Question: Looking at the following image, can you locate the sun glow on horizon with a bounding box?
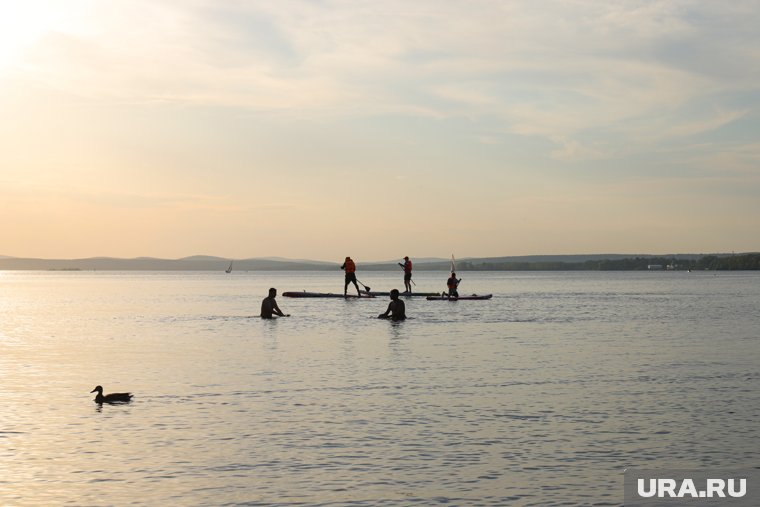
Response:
[0,1,83,71]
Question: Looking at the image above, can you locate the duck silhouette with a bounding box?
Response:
[90,385,133,404]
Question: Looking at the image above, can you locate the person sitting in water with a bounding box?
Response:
[446,272,462,299]
[341,256,362,296]
[378,289,406,321]
[398,256,413,294]
[261,288,290,319]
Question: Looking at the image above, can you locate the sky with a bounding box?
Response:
[1,0,759,261]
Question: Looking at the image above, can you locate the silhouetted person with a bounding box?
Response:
[341,256,362,296]
[261,288,289,318]
[378,289,406,321]
[446,272,462,298]
[398,256,413,294]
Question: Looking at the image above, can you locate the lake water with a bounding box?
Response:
[1,270,758,506]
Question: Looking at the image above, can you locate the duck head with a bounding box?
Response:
[90,385,104,394]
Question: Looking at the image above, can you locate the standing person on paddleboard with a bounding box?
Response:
[446,272,462,299]
[398,256,413,294]
[378,289,406,321]
[341,256,362,297]
[261,288,290,319]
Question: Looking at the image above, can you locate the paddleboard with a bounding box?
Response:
[282,291,375,299]
[425,294,493,300]
[368,291,439,297]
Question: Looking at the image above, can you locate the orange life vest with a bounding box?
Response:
[344,259,356,273]
[447,277,458,289]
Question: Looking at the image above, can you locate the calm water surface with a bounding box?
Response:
[1,270,759,506]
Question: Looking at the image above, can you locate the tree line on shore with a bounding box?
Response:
[1,253,758,271]
[455,253,760,271]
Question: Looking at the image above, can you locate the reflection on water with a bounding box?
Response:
[1,271,759,505]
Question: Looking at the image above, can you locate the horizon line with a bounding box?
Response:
[2,252,754,263]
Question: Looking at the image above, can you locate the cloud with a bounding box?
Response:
[7,0,760,162]
[663,109,749,139]
[2,181,296,214]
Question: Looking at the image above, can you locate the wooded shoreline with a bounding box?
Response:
[1,253,758,271]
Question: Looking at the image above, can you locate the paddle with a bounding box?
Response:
[356,278,371,294]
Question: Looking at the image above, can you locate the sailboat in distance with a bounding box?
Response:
[225,260,233,273]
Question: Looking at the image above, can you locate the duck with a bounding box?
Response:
[90,385,133,404]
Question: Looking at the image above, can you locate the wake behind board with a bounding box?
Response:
[283,291,375,299]
[425,294,492,301]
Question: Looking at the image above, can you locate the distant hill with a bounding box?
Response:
[0,253,751,271]
[0,256,339,271]
[178,255,228,262]
[464,253,705,263]
[359,253,709,270]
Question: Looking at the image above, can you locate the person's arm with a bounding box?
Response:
[378,302,392,318]
[272,301,290,317]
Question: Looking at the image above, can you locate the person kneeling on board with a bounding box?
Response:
[261,288,290,319]
[378,289,406,321]
[445,272,462,299]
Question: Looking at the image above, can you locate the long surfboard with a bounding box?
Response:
[282,291,375,299]
[368,291,440,297]
[425,294,492,301]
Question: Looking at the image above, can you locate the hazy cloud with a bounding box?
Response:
[13,2,759,137]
